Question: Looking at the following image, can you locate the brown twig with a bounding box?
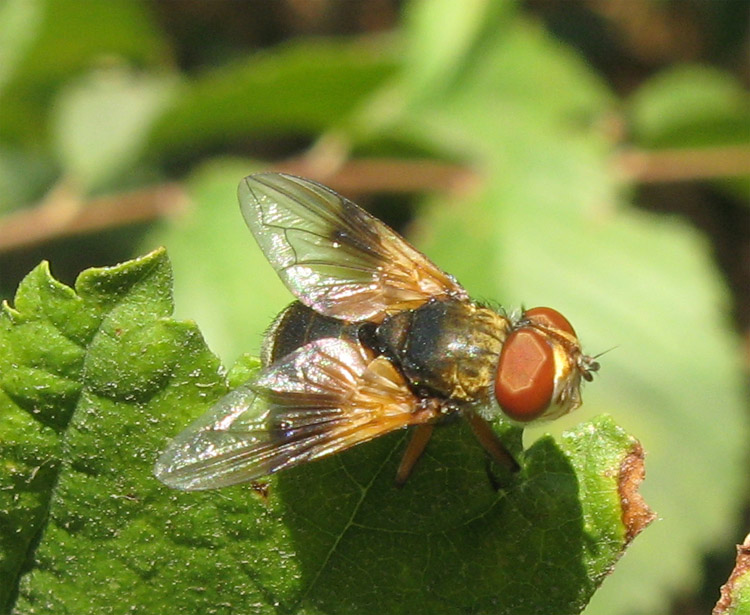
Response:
[0,182,188,254]
[0,145,747,254]
[271,157,481,196]
[617,145,750,183]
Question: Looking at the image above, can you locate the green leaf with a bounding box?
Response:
[356,14,612,163]
[401,0,515,96]
[264,414,648,615]
[1,251,650,614]
[0,0,43,95]
[626,64,750,200]
[628,65,749,149]
[51,67,177,191]
[147,39,397,158]
[0,145,55,212]
[0,0,167,147]
[0,249,226,613]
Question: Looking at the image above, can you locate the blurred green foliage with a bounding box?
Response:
[0,1,748,614]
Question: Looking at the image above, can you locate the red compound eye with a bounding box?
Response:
[524,307,576,336]
[494,328,555,422]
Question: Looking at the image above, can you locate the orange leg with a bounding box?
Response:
[465,412,520,473]
[395,424,435,486]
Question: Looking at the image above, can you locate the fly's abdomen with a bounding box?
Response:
[262,301,361,365]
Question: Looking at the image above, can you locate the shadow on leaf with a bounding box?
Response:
[276,421,591,615]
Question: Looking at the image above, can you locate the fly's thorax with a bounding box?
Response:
[376,298,511,402]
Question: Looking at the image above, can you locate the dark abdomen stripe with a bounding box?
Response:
[263,302,358,365]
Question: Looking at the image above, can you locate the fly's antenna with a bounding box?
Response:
[592,345,618,360]
[580,346,616,382]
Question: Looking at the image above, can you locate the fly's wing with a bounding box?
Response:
[153,385,270,491]
[238,173,468,323]
[154,338,440,491]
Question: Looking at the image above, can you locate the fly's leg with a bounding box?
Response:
[395,424,435,486]
[465,411,520,489]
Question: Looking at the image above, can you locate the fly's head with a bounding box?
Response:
[492,307,599,423]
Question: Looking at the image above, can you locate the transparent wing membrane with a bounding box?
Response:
[154,338,439,491]
[238,173,467,322]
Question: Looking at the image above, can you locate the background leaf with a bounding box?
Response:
[0,0,166,148]
[626,64,750,200]
[52,68,177,192]
[147,40,397,159]
[628,65,749,149]
[0,0,43,95]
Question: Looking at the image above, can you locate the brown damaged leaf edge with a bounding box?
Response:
[618,441,656,544]
[713,533,750,615]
